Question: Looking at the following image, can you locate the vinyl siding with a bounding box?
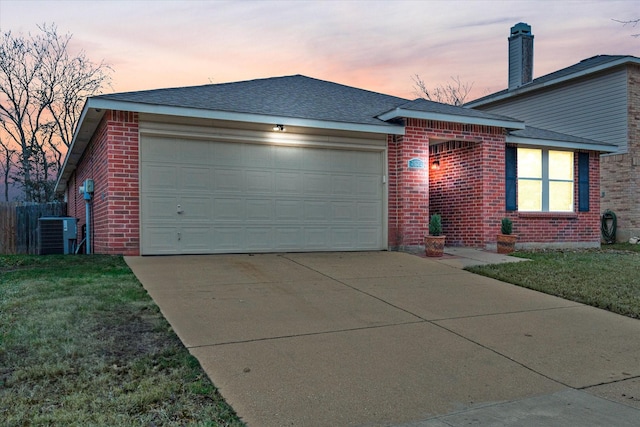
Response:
[476,68,628,153]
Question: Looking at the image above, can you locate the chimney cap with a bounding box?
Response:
[510,22,532,37]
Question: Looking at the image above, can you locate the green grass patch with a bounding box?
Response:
[0,255,244,426]
[467,244,640,319]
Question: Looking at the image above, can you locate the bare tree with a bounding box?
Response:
[0,137,16,201]
[412,75,474,106]
[612,18,640,37]
[0,23,111,202]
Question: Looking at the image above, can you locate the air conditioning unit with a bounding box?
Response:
[39,217,78,255]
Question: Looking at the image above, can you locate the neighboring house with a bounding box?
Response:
[55,75,614,255]
[467,22,640,242]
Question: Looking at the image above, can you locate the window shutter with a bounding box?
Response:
[505,146,517,211]
[578,152,590,212]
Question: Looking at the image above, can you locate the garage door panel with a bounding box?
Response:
[181,166,211,191]
[180,196,212,221]
[304,201,329,221]
[144,164,178,191]
[143,136,177,161]
[246,227,274,250]
[275,172,302,194]
[246,170,273,193]
[357,151,383,173]
[144,195,178,222]
[243,144,273,168]
[246,199,273,220]
[305,227,329,248]
[331,228,356,248]
[303,150,332,171]
[331,151,355,173]
[275,146,302,169]
[181,139,211,165]
[332,175,355,195]
[304,173,331,195]
[275,200,303,221]
[213,227,245,251]
[358,176,382,197]
[145,226,179,254]
[358,202,382,222]
[181,226,213,252]
[357,227,382,247]
[141,137,385,254]
[214,169,244,192]
[274,227,303,249]
[332,202,356,221]
[212,143,243,166]
[213,198,244,220]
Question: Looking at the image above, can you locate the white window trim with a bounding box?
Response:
[518,148,574,212]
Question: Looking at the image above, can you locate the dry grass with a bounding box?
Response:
[0,255,244,426]
[467,244,640,319]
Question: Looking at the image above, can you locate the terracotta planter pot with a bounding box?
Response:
[425,235,446,257]
[497,234,517,254]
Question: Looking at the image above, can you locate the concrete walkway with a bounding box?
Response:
[125,250,640,426]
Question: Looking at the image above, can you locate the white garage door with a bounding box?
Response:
[140,135,385,254]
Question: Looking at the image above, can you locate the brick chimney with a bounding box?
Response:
[508,22,534,90]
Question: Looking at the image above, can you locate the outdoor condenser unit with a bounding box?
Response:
[39,217,78,255]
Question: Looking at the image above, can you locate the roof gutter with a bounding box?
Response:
[89,98,405,135]
[54,99,106,194]
[377,107,525,130]
[54,97,405,194]
[506,135,618,152]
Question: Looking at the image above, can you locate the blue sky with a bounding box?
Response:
[1,0,639,100]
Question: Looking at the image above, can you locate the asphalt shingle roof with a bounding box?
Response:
[395,98,522,123]
[510,126,616,147]
[468,55,638,105]
[98,75,409,127]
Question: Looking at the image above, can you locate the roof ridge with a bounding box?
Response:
[467,54,640,105]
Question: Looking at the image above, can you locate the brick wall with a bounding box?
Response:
[600,64,640,241]
[629,64,640,239]
[388,118,603,250]
[66,110,140,255]
[428,123,506,247]
[387,120,429,248]
[388,119,506,248]
[506,150,601,248]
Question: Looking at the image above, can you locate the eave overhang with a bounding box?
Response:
[54,98,405,193]
[377,107,525,130]
[506,135,618,153]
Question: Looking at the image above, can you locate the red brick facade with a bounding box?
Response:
[66,111,140,255]
[388,118,602,249]
[66,111,602,254]
[503,150,601,248]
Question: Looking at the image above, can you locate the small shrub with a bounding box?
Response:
[501,217,513,235]
[429,214,442,236]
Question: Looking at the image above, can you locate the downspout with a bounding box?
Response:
[80,179,94,254]
[84,190,92,254]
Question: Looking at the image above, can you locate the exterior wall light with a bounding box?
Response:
[273,124,286,132]
[431,160,440,170]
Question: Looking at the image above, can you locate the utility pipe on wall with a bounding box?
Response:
[84,192,91,254]
[80,179,94,254]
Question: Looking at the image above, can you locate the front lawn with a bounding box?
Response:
[0,255,244,426]
[466,243,640,319]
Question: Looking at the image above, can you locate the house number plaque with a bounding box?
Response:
[408,158,425,169]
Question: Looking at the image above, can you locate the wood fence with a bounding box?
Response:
[0,202,67,254]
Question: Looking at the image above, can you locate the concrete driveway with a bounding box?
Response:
[126,251,640,426]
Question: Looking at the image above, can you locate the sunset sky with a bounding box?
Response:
[1,0,639,101]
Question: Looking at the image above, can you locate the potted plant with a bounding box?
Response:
[425,214,446,257]
[497,217,517,254]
